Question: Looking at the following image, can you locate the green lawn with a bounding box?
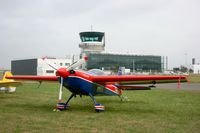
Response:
[188,74,200,83]
[0,82,200,133]
[0,71,3,80]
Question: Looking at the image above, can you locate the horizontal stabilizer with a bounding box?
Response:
[117,85,151,90]
[0,71,22,87]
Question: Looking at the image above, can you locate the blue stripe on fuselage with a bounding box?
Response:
[59,76,119,96]
[62,76,95,95]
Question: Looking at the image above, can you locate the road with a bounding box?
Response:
[156,83,200,90]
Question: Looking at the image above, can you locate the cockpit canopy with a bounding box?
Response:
[87,69,105,76]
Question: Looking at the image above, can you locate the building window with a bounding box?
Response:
[65,63,70,66]
[46,70,54,73]
[60,63,63,66]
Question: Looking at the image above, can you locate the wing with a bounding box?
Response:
[0,81,22,87]
[90,75,187,84]
[5,75,58,81]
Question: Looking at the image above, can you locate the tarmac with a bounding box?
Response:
[156,83,200,91]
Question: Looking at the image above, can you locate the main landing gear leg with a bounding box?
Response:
[65,93,76,105]
[88,93,105,112]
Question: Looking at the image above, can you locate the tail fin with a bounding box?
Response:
[0,71,17,93]
[2,71,13,81]
[117,67,122,75]
[117,67,125,75]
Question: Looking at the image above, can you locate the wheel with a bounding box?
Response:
[95,103,105,112]
[56,102,69,111]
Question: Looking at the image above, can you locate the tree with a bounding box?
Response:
[180,65,188,73]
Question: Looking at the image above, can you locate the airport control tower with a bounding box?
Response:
[79,31,105,55]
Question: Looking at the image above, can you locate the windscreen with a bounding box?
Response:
[86,69,105,76]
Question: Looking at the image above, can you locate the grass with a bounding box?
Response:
[0,82,200,133]
[0,71,3,80]
[188,74,200,83]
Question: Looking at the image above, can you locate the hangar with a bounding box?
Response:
[11,57,72,75]
[193,64,200,74]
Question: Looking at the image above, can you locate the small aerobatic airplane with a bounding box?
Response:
[5,56,187,112]
[0,71,22,92]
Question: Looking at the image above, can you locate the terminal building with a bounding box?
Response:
[79,31,163,73]
[85,52,162,72]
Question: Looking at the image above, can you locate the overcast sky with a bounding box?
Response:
[0,0,200,69]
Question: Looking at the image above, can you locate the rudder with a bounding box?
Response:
[2,71,13,81]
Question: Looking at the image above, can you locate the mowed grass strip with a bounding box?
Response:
[0,82,200,133]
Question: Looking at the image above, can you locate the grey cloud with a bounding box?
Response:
[0,0,200,69]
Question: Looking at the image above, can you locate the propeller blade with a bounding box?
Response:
[67,56,88,71]
[58,77,63,101]
[42,57,59,70]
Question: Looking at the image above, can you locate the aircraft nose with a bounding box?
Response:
[56,68,69,78]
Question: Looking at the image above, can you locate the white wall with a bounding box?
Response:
[193,64,200,74]
[37,58,72,76]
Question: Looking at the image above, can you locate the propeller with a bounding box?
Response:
[42,56,88,103]
[56,56,88,77]
[42,55,88,76]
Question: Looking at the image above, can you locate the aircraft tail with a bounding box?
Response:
[117,67,125,75]
[0,71,17,93]
[2,71,14,81]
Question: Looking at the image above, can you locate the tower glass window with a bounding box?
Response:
[80,32,104,42]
